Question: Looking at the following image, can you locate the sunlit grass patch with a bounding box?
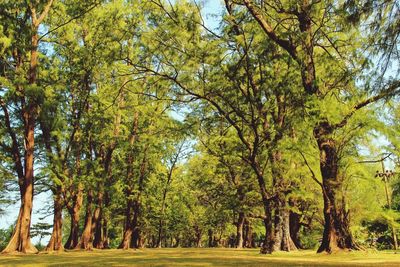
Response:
[0,248,399,266]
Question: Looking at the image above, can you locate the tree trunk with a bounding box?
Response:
[92,192,104,249]
[236,212,245,248]
[243,220,255,248]
[2,115,37,254]
[119,112,139,250]
[45,189,64,252]
[2,198,37,254]
[314,123,360,253]
[260,198,274,254]
[119,198,134,249]
[208,229,214,247]
[102,217,109,249]
[76,191,93,250]
[289,211,303,249]
[250,160,274,254]
[272,198,298,252]
[130,201,141,249]
[281,208,297,251]
[194,226,202,248]
[65,188,83,249]
[131,225,140,249]
[156,220,163,248]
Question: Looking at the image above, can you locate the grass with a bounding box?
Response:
[0,248,400,266]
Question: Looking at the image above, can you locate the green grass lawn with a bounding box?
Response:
[0,248,400,267]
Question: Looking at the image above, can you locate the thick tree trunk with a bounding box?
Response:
[314,123,360,253]
[65,188,83,249]
[45,190,64,252]
[2,198,37,253]
[272,199,298,252]
[2,116,37,254]
[236,212,245,248]
[76,191,93,250]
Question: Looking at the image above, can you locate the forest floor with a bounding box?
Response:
[0,248,399,266]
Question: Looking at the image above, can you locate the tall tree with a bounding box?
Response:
[0,0,54,254]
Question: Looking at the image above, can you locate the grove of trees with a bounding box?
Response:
[0,0,399,255]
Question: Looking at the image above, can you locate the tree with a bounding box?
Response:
[0,0,54,254]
